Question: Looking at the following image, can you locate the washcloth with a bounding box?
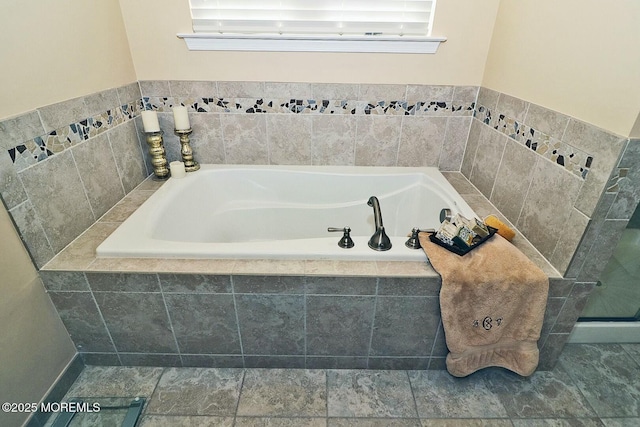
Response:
[419,232,549,377]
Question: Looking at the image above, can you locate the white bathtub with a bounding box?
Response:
[96,165,477,261]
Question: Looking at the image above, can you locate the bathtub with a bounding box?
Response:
[96,165,478,261]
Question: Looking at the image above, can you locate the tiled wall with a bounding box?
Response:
[40,270,573,370]
[463,87,636,279]
[140,81,477,170]
[0,83,148,268]
[1,82,477,267]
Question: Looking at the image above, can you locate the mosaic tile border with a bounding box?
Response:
[143,96,475,117]
[475,104,592,180]
[7,100,142,171]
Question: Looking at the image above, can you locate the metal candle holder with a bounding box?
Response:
[174,128,200,172]
[145,130,169,179]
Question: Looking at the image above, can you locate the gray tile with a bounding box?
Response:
[397,116,447,167]
[38,97,89,133]
[234,275,304,294]
[577,220,628,282]
[217,81,265,98]
[306,276,377,295]
[0,149,27,209]
[551,283,595,333]
[541,297,566,338]
[330,419,420,427]
[409,370,508,418]
[237,369,326,416]
[84,89,120,117]
[370,297,439,357]
[560,344,640,417]
[538,333,570,371]
[146,368,244,415]
[549,208,590,275]
[621,344,640,365]
[477,87,500,112]
[306,356,368,369]
[355,116,402,166]
[601,418,640,427]
[311,116,356,166]
[264,82,312,99]
[139,80,170,97]
[312,83,359,100]
[461,119,483,178]
[9,200,55,267]
[95,292,178,353]
[221,114,268,164]
[243,356,306,369]
[66,366,163,398]
[267,115,312,165]
[140,415,234,427]
[453,86,479,104]
[40,271,89,291]
[524,104,570,140]
[439,117,472,171]
[107,121,148,193]
[516,157,583,259]
[237,417,326,427]
[512,419,604,427]
[421,421,512,427]
[406,85,454,104]
[441,172,480,196]
[360,84,407,101]
[496,93,529,122]
[19,150,95,253]
[86,273,159,292]
[0,110,45,150]
[159,274,232,293]
[47,291,115,352]
[117,82,142,105]
[468,125,508,198]
[367,357,430,370]
[327,370,417,417]
[170,80,217,97]
[483,366,595,418]
[80,353,121,366]
[188,113,225,164]
[236,295,305,355]
[489,138,538,224]
[306,296,376,356]
[164,293,241,354]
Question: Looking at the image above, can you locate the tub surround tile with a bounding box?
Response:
[374,261,435,277]
[311,115,356,165]
[217,81,265,98]
[139,80,171,97]
[47,291,115,353]
[235,295,305,355]
[304,260,378,276]
[170,80,217,97]
[40,270,90,291]
[107,120,149,193]
[306,296,376,356]
[71,133,125,219]
[0,150,28,209]
[19,149,96,253]
[188,113,225,165]
[460,118,483,178]
[397,116,447,167]
[159,273,232,293]
[576,219,629,282]
[99,189,155,222]
[370,296,439,357]
[496,93,529,123]
[234,275,305,294]
[549,208,591,275]
[38,97,89,134]
[312,83,359,100]
[266,114,312,165]
[233,260,306,276]
[377,277,440,296]
[523,103,570,140]
[265,82,313,99]
[237,369,326,417]
[165,293,241,355]
[86,272,160,292]
[221,114,268,164]
[95,292,178,354]
[181,355,244,368]
[146,368,244,416]
[44,222,119,270]
[140,415,234,427]
[118,353,182,367]
[306,276,377,295]
[8,199,55,267]
[327,370,417,418]
[0,110,45,150]
[468,125,508,198]
[360,84,407,102]
[439,117,472,171]
[355,116,402,166]
[552,283,596,334]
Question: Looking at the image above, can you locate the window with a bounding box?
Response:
[178,0,445,53]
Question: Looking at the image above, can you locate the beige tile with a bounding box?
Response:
[169,80,217,97]
[304,260,377,276]
[188,113,225,164]
[397,116,447,167]
[218,81,265,98]
[375,261,437,277]
[135,176,166,191]
[549,208,590,275]
[311,116,356,165]
[524,103,570,140]
[99,190,155,222]
[438,117,472,171]
[496,93,529,122]
[355,116,402,166]
[267,115,312,165]
[441,172,480,196]
[221,114,268,164]
[44,222,119,270]
[311,83,359,100]
[468,125,508,198]
[359,84,407,101]
[233,259,306,275]
[406,85,454,103]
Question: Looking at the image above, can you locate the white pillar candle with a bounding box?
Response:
[173,106,191,130]
[141,110,160,132]
[170,161,186,178]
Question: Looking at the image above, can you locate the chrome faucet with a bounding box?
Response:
[367,196,392,251]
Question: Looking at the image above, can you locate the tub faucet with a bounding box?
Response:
[367,196,392,251]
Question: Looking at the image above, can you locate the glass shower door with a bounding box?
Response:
[580,204,640,320]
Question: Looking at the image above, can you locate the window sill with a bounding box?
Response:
[177,33,446,54]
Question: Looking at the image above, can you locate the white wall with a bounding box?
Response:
[482,0,640,137]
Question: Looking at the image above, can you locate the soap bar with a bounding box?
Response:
[435,221,458,246]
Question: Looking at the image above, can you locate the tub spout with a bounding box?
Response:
[367,196,392,251]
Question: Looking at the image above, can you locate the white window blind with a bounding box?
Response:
[189,0,436,37]
[179,0,445,53]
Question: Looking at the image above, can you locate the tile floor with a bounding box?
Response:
[48,344,640,426]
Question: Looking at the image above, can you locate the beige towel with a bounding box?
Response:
[419,232,549,377]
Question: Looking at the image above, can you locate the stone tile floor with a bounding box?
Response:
[49,344,640,426]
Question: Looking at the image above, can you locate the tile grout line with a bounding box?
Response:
[157,274,184,367]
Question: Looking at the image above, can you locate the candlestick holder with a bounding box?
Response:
[174,128,200,172]
[145,130,169,179]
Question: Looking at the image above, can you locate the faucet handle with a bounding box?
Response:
[405,227,436,249]
[328,226,355,249]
